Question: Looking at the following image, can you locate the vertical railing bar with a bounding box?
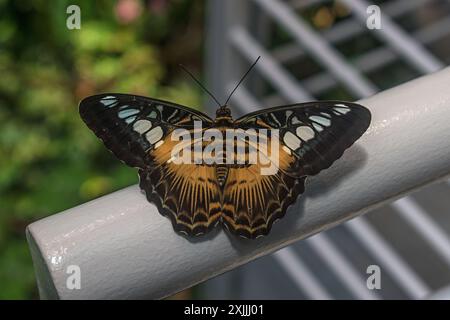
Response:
[204,0,229,106]
[273,247,333,300]
[339,0,444,73]
[392,198,450,267]
[308,234,381,299]
[347,218,431,299]
[252,0,377,98]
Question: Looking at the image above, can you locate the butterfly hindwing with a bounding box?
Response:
[221,133,307,238]
[138,129,223,236]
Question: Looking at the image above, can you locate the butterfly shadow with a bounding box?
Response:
[224,144,368,250]
[303,144,368,198]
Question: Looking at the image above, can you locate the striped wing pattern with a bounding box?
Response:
[138,132,223,236]
[221,136,307,238]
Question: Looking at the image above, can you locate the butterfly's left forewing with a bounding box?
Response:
[79,93,221,236]
[79,93,213,169]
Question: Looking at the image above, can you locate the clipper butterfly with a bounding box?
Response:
[79,93,370,239]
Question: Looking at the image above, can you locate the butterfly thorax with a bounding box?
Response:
[215,105,233,124]
[211,106,232,188]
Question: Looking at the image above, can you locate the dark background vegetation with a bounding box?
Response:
[0,0,206,299]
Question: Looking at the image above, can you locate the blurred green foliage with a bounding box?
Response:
[0,0,205,299]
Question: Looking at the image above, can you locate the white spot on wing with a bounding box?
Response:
[291,116,301,124]
[312,123,323,132]
[133,120,152,134]
[167,109,178,122]
[286,111,293,119]
[269,113,281,127]
[145,126,164,144]
[155,140,164,149]
[296,126,315,141]
[125,116,136,124]
[284,131,301,150]
[100,96,117,107]
[334,107,351,115]
[118,109,139,119]
[310,115,331,127]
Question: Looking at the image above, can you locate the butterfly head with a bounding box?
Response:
[215,105,232,120]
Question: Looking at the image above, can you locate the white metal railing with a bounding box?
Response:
[27,67,450,299]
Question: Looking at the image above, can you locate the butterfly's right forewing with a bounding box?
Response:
[235,101,371,176]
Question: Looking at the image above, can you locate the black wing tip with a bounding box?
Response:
[77,92,213,122]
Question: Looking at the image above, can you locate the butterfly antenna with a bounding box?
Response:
[179,64,222,108]
[224,56,261,106]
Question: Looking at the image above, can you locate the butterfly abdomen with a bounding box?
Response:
[215,165,229,187]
